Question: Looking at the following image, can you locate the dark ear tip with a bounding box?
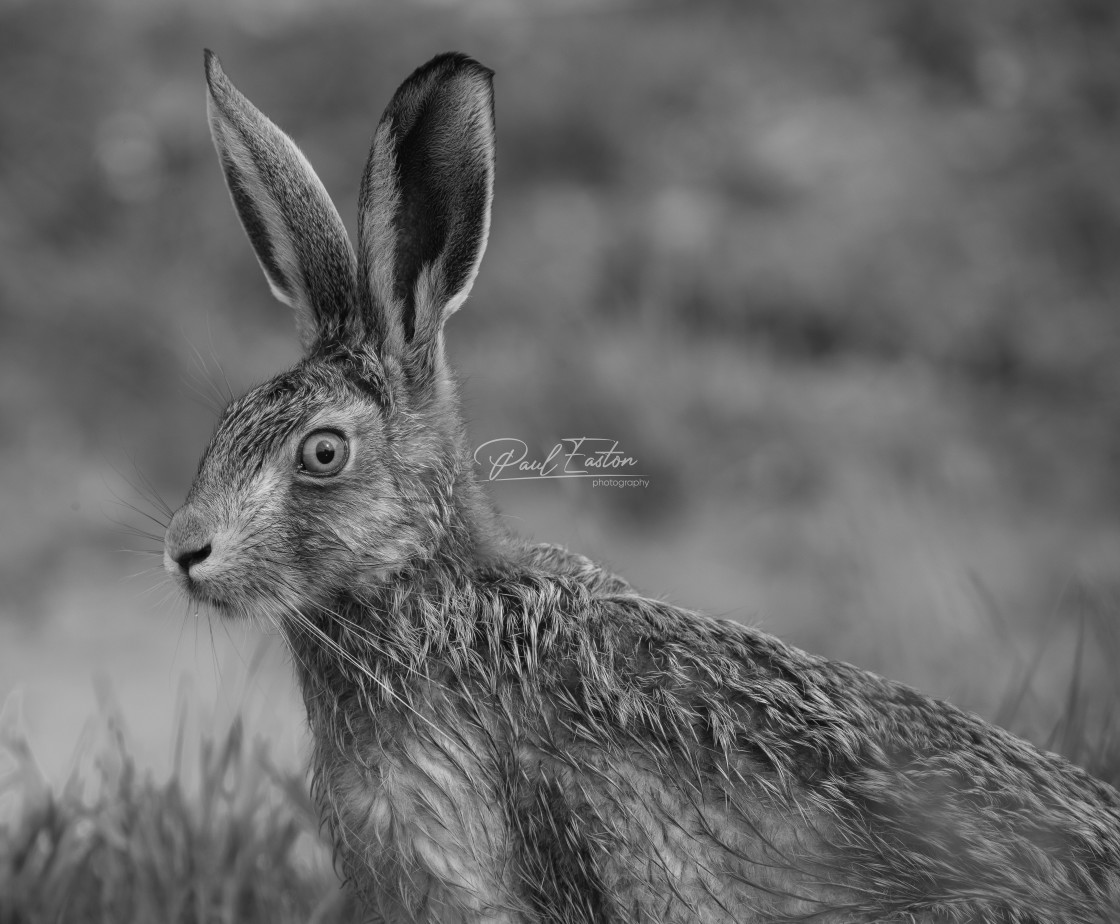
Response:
[421,51,494,87]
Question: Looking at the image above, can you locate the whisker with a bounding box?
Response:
[112,526,166,545]
[188,336,234,411]
[120,565,167,582]
[130,463,176,521]
[204,314,237,404]
[103,456,174,527]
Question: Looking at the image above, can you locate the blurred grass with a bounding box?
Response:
[0,689,355,924]
[3,0,1120,854]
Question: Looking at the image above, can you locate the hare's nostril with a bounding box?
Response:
[173,542,212,573]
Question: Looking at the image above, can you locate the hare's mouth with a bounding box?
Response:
[177,576,281,625]
[170,556,315,626]
[165,550,244,616]
[174,571,233,613]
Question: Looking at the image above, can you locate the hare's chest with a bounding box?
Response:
[313,718,515,922]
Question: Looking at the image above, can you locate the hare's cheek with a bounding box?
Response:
[323,487,423,567]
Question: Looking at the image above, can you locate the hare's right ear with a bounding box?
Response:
[357,53,495,375]
[205,51,361,351]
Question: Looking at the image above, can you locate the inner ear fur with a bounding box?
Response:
[205,50,362,351]
[357,53,495,370]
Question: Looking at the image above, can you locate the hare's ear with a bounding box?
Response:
[204,50,361,351]
[357,53,494,367]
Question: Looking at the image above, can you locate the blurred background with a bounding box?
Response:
[2,0,1120,785]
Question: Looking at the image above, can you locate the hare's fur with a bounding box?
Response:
[165,51,1120,922]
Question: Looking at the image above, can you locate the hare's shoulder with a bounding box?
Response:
[520,582,1120,919]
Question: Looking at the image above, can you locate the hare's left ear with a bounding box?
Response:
[357,53,495,374]
[205,51,361,351]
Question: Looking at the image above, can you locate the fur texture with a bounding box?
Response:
[165,51,1120,923]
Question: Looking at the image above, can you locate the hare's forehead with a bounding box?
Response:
[203,370,368,473]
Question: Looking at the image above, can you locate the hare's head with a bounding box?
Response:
[164,52,497,621]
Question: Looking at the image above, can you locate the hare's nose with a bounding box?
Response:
[173,542,212,572]
[165,509,215,575]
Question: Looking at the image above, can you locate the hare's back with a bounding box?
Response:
[517,568,1120,921]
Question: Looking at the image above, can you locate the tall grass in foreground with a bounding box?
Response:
[1,612,1117,923]
[0,691,354,924]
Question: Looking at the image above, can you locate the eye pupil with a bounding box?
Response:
[299,430,349,476]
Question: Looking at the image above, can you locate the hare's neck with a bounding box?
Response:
[287,467,517,708]
[288,539,616,725]
[439,460,511,570]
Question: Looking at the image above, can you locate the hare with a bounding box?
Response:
[164,50,1120,923]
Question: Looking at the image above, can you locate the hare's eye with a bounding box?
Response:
[298,430,349,476]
